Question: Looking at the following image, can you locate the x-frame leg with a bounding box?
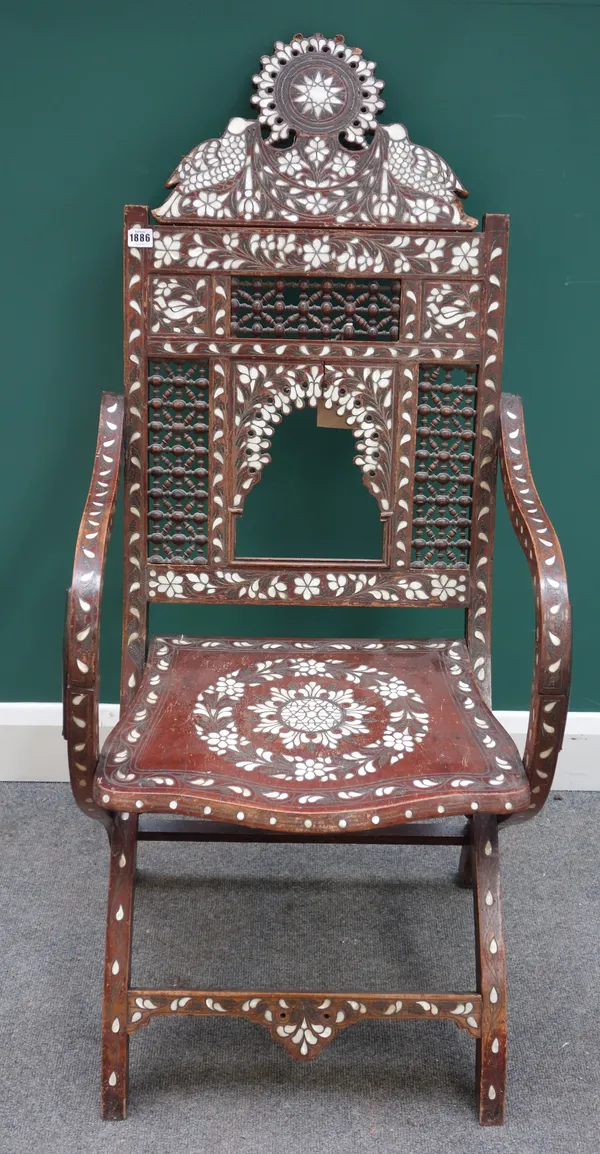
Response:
[98,814,508,1123]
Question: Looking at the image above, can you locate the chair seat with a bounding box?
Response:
[95,636,530,831]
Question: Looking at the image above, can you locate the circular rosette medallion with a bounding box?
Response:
[276,56,362,137]
[193,657,429,784]
[252,34,385,144]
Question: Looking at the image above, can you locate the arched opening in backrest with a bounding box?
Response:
[234,405,384,560]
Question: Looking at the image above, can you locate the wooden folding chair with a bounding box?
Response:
[64,32,571,1123]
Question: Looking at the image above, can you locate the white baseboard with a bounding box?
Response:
[0,703,120,783]
[0,703,598,789]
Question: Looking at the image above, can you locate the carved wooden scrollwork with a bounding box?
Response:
[153,34,476,230]
[126,989,482,1058]
[323,365,395,516]
[231,361,397,520]
[232,362,320,512]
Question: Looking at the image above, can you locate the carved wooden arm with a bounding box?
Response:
[63,393,124,827]
[499,394,572,817]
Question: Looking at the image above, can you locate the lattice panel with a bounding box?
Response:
[230,276,401,341]
[411,366,477,568]
[147,361,210,563]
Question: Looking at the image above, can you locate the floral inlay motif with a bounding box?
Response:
[153,234,181,266]
[231,362,395,518]
[430,575,466,601]
[193,657,429,783]
[98,638,529,825]
[126,989,482,1059]
[253,35,384,145]
[147,566,469,606]
[293,73,344,119]
[451,240,480,272]
[153,570,185,598]
[152,228,482,277]
[465,226,508,700]
[423,282,480,342]
[150,276,207,336]
[250,682,373,749]
[153,35,476,227]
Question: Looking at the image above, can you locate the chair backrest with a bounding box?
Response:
[120,32,509,711]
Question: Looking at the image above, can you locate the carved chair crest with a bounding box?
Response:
[155,33,476,230]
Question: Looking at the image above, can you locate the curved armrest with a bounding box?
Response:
[63,393,124,826]
[499,394,572,816]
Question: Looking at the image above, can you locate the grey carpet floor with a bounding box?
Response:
[0,785,598,1154]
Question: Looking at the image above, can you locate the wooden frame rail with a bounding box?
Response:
[137,817,469,845]
[499,395,571,819]
[126,990,483,1059]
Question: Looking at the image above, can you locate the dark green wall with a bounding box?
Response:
[1,0,598,708]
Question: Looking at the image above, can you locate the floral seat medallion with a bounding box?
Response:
[95,636,529,831]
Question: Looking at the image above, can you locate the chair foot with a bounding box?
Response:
[101,814,138,1120]
[457,841,473,888]
[472,814,507,1125]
